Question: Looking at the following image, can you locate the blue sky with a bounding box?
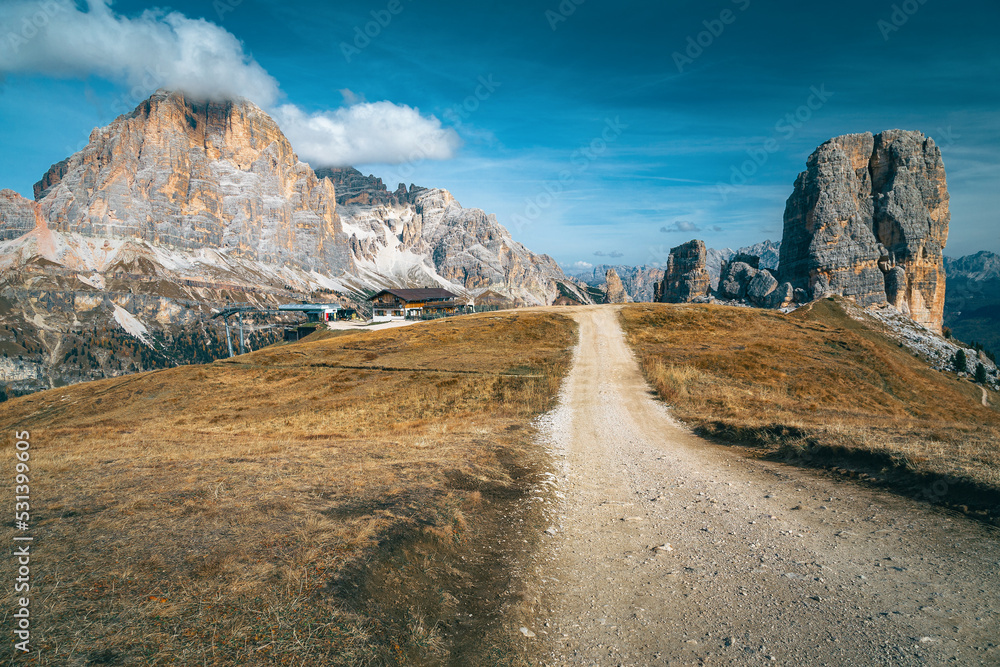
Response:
[1,0,997,268]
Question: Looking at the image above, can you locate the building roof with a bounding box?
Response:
[370,288,458,302]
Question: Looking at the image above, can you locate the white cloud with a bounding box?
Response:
[0,0,460,166]
[0,0,279,104]
[275,102,461,167]
[572,261,593,269]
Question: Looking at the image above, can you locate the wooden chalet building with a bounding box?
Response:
[369,288,463,320]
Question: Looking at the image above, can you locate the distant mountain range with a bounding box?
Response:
[705,240,781,289]
[578,240,999,356]
[0,90,590,394]
[943,251,1000,355]
[563,265,665,302]
[568,240,781,300]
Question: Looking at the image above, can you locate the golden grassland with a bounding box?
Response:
[0,311,576,666]
[619,299,1000,519]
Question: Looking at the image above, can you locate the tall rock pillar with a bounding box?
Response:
[778,130,949,332]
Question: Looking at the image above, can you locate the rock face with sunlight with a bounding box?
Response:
[655,239,711,303]
[0,90,588,395]
[0,190,36,241]
[33,90,352,275]
[779,130,949,332]
[603,268,632,304]
[15,90,580,305]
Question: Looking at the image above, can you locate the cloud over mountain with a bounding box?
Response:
[0,0,458,166]
[275,102,461,168]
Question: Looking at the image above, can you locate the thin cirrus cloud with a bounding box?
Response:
[0,0,460,167]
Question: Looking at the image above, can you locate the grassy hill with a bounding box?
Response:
[620,298,1000,521]
[0,311,575,666]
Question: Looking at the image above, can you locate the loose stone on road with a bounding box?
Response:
[529,306,1000,666]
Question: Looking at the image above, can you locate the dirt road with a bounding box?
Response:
[528,307,1000,665]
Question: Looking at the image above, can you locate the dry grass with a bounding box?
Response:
[0,311,575,665]
[620,298,1000,518]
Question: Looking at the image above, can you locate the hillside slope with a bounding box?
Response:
[0,310,576,665]
[620,299,1000,517]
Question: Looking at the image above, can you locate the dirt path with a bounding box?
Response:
[528,306,1000,666]
[983,386,989,407]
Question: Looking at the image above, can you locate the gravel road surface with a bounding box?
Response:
[528,306,1000,666]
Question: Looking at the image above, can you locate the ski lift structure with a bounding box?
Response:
[212,303,343,357]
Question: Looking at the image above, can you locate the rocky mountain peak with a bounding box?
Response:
[655,239,711,303]
[314,166,419,207]
[779,129,948,332]
[604,268,631,303]
[28,90,350,275]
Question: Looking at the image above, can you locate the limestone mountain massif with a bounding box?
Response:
[654,240,711,303]
[0,90,586,394]
[32,91,352,276]
[650,131,951,336]
[779,130,949,332]
[603,268,632,304]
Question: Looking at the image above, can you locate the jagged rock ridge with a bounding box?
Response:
[314,166,411,207]
[6,90,581,306]
[706,240,780,289]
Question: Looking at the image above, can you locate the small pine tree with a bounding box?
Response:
[975,363,988,384]
[954,349,968,373]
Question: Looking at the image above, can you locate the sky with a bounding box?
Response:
[1,0,998,270]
